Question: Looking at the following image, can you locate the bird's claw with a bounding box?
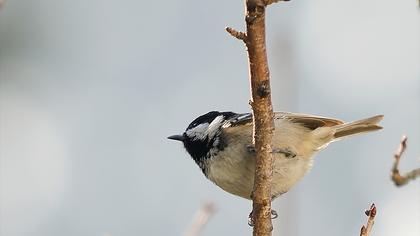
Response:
[248,211,254,227]
[271,209,278,219]
[272,148,296,158]
[246,145,256,153]
[247,145,296,158]
[247,209,278,227]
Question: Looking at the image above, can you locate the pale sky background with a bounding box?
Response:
[0,1,419,236]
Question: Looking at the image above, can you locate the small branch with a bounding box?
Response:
[360,203,377,236]
[391,135,420,186]
[184,202,217,236]
[226,27,247,41]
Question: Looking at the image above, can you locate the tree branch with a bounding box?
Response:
[360,204,377,236]
[391,135,420,186]
[245,1,275,235]
[227,1,288,235]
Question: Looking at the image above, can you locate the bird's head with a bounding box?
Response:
[168,111,237,169]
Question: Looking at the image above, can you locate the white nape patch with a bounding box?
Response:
[185,115,225,141]
[185,123,209,140]
[207,115,224,139]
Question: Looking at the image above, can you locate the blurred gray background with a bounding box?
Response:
[1,0,419,236]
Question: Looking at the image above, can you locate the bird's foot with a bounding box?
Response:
[247,145,296,158]
[247,209,278,227]
[246,145,256,153]
[272,148,296,158]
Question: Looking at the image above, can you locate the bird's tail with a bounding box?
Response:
[333,115,383,139]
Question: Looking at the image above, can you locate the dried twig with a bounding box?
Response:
[184,202,217,236]
[226,27,247,41]
[391,135,420,186]
[360,204,377,236]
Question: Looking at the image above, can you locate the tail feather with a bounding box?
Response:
[334,115,383,139]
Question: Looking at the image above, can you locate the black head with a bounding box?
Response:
[168,111,238,171]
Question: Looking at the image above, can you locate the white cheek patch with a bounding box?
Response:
[185,123,209,140]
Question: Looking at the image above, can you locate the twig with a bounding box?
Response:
[391,135,420,186]
[360,203,377,236]
[226,27,247,41]
[184,202,217,236]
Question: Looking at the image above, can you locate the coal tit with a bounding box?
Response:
[168,111,383,200]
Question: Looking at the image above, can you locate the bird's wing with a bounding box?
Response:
[275,112,344,130]
[227,113,253,127]
[227,112,343,130]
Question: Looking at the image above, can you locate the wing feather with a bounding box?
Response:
[228,113,253,127]
[228,112,343,130]
[275,112,344,130]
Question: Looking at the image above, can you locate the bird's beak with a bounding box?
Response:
[167,134,185,142]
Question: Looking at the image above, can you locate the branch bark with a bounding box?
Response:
[391,135,420,186]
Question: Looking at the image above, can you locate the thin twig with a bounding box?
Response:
[226,27,247,41]
[360,203,377,236]
[184,202,217,236]
[391,135,420,186]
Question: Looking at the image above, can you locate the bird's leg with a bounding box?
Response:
[272,148,296,158]
[246,145,256,153]
[247,145,296,158]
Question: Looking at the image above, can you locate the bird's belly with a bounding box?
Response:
[271,155,314,198]
[205,146,315,199]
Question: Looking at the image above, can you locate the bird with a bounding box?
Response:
[168,111,383,200]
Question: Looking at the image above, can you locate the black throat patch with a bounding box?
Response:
[182,111,236,173]
[183,132,227,173]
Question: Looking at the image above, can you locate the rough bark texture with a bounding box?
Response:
[245,1,275,236]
